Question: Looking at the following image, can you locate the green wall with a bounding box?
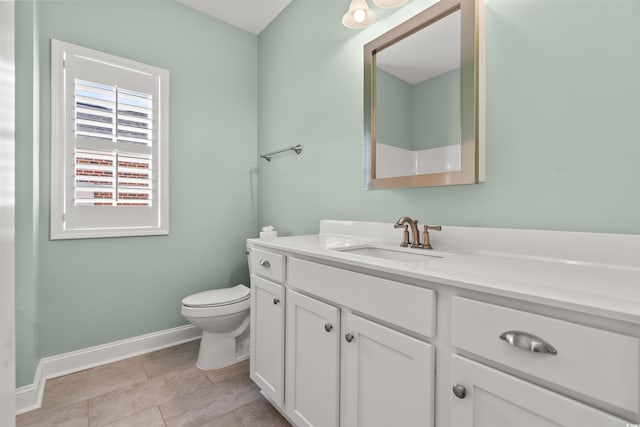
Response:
[15,0,258,387]
[376,69,412,150]
[258,0,640,236]
[412,68,460,150]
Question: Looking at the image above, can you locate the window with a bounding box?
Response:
[51,39,169,239]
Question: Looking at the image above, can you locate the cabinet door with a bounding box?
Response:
[342,313,434,427]
[250,274,285,406]
[286,290,340,427]
[451,355,632,427]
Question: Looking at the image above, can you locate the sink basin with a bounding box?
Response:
[337,246,443,263]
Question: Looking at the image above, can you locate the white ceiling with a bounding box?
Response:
[376,9,461,85]
[176,0,293,34]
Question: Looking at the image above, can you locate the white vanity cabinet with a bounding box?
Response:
[248,227,640,427]
[285,289,340,427]
[450,297,639,426]
[249,247,287,407]
[250,248,436,427]
[451,355,630,427]
[288,257,436,427]
[250,275,285,406]
[341,312,434,427]
[285,290,434,427]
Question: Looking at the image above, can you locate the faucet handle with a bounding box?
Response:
[400,224,410,247]
[421,225,442,250]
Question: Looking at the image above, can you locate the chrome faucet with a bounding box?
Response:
[394,217,421,248]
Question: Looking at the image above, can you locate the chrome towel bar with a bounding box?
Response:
[260,144,303,161]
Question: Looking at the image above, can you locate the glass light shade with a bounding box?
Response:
[372,0,408,8]
[342,0,376,29]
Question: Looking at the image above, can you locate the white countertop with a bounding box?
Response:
[248,221,640,325]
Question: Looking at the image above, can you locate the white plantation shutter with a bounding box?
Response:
[115,153,153,205]
[74,148,116,206]
[51,40,169,239]
[73,80,153,207]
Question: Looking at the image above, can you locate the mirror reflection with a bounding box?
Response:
[364,0,484,189]
[375,10,461,178]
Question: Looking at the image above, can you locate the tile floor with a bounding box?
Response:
[16,341,291,427]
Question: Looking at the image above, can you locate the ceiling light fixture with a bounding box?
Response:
[342,0,376,29]
[372,0,408,8]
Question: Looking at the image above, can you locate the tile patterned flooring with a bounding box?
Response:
[16,341,291,427]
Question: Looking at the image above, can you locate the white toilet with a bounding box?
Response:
[181,284,250,370]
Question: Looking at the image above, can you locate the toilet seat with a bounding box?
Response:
[182,284,250,308]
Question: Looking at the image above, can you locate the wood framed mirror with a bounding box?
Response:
[364,0,485,189]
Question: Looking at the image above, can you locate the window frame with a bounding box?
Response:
[50,39,169,240]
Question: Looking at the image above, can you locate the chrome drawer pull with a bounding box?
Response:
[259,259,271,268]
[499,330,558,356]
[273,298,280,305]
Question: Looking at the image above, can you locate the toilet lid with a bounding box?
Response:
[182,284,250,308]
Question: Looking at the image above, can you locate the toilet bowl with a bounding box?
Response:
[181,284,250,370]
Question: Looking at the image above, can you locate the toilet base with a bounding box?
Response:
[195,324,250,370]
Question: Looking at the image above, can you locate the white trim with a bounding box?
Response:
[15,324,201,415]
[50,39,64,239]
[0,0,16,425]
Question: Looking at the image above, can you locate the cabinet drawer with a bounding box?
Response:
[250,248,285,283]
[451,297,640,413]
[288,257,435,338]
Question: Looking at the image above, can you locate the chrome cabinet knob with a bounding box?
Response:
[452,384,467,399]
[345,333,354,343]
[499,330,558,355]
[259,259,271,268]
[324,323,333,332]
[273,298,280,305]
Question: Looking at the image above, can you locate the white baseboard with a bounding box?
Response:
[15,324,201,415]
